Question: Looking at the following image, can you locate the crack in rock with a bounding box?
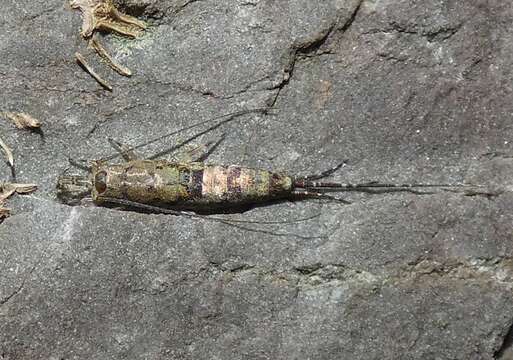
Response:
[0,265,35,308]
[268,0,363,109]
[364,21,462,43]
[495,320,513,359]
[200,257,513,290]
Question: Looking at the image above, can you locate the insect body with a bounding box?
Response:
[58,156,364,212]
[58,156,474,214]
[57,110,484,216]
[68,160,294,210]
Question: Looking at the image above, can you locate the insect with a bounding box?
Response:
[57,109,483,231]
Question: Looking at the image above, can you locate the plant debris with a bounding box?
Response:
[76,52,113,91]
[0,183,37,202]
[70,0,147,38]
[70,0,146,84]
[0,183,37,219]
[0,136,14,169]
[89,34,132,76]
[2,112,41,130]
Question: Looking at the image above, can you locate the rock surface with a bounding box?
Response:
[1,0,512,359]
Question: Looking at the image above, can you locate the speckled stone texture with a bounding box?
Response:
[1,0,512,359]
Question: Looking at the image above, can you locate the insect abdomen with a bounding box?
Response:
[92,161,293,208]
[197,165,292,203]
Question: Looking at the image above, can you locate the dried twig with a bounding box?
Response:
[89,34,132,76]
[75,52,113,91]
[2,112,41,129]
[0,136,14,168]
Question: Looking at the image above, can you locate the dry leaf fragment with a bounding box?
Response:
[0,136,14,168]
[0,187,16,203]
[10,183,37,194]
[70,0,147,39]
[3,112,41,129]
[0,206,10,219]
[0,183,37,219]
[0,183,37,201]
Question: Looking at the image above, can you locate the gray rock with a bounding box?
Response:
[1,0,512,359]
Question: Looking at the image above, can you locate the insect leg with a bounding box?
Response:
[172,134,225,163]
[68,157,92,171]
[107,138,140,161]
[99,108,267,162]
[192,133,226,162]
[147,125,225,160]
[99,196,323,239]
[300,161,347,181]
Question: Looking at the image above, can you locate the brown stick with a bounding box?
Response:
[89,35,132,77]
[0,136,14,168]
[75,52,113,91]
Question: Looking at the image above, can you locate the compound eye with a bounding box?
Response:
[94,171,107,194]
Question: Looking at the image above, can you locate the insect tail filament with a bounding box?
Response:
[293,180,480,193]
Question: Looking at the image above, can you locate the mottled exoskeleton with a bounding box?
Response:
[60,159,296,210]
[57,111,480,216]
[58,156,364,212]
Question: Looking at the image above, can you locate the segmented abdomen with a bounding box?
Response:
[92,161,293,208]
[192,165,292,203]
